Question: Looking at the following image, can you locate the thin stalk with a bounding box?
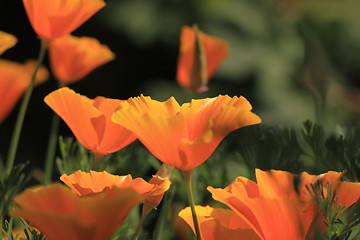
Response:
[132,208,148,240]
[5,39,47,176]
[43,113,60,184]
[43,82,64,185]
[182,169,202,240]
[93,153,104,170]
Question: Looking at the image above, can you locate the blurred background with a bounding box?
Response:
[1,0,360,168]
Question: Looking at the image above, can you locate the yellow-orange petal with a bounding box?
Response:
[143,163,173,210]
[209,186,320,240]
[44,87,136,155]
[176,26,229,91]
[178,206,260,240]
[223,177,260,198]
[44,87,103,151]
[111,96,185,168]
[330,181,360,209]
[91,96,137,153]
[10,183,143,240]
[0,31,17,55]
[296,171,344,201]
[49,35,115,83]
[60,170,132,195]
[112,95,260,170]
[61,170,170,209]
[255,169,300,199]
[0,59,48,123]
[23,0,106,40]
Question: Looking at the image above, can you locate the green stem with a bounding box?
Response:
[182,169,202,240]
[43,113,60,185]
[93,153,104,171]
[5,39,48,176]
[132,209,147,240]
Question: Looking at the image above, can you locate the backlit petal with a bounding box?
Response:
[61,170,170,208]
[112,95,260,170]
[11,184,143,240]
[0,31,17,55]
[49,35,115,83]
[44,87,136,155]
[60,170,132,195]
[176,26,229,91]
[44,87,102,151]
[0,59,48,123]
[23,0,106,39]
[178,206,260,240]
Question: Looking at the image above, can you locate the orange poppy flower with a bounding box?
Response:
[22,0,106,40]
[0,59,48,123]
[178,205,260,240]
[60,170,170,209]
[0,31,17,55]
[111,95,261,170]
[44,87,137,156]
[48,35,115,83]
[208,169,360,240]
[176,26,229,92]
[10,183,143,240]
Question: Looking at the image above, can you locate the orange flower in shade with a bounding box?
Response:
[177,25,229,92]
[10,184,143,240]
[22,0,106,40]
[111,95,261,171]
[60,170,170,209]
[0,59,48,123]
[208,169,360,240]
[44,87,137,156]
[48,35,115,83]
[0,31,17,55]
[178,206,260,240]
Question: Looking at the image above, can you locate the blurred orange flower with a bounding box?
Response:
[22,0,106,40]
[111,95,261,170]
[60,170,170,209]
[0,31,17,55]
[177,26,229,93]
[48,35,115,83]
[208,169,360,240]
[178,205,260,240]
[0,59,48,123]
[10,183,143,240]
[44,87,137,156]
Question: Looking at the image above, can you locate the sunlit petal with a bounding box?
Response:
[49,35,115,83]
[23,0,106,40]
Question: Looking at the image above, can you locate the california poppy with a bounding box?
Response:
[22,0,106,40]
[60,170,170,209]
[178,205,260,240]
[0,31,17,55]
[11,183,143,240]
[177,26,229,93]
[111,95,261,170]
[44,87,137,156]
[48,35,115,83]
[0,59,48,123]
[208,169,360,240]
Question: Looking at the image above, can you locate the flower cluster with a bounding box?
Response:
[179,169,360,239]
[2,0,360,240]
